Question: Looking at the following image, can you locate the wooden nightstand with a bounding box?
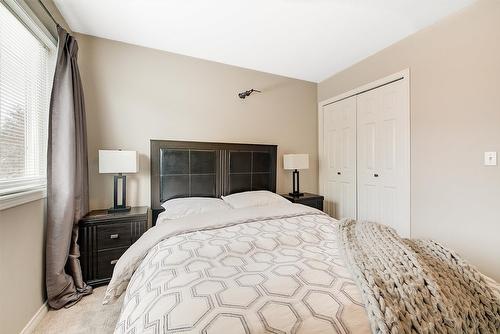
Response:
[281,193,324,211]
[78,206,148,287]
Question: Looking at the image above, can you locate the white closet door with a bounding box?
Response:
[322,97,356,219]
[357,79,410,237]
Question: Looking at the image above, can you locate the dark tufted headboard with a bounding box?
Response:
[150,140,277,225]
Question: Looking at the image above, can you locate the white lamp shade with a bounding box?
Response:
[283,154,309,170]
[99,150,138,174]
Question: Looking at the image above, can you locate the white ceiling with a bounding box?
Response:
[53,0,474,82]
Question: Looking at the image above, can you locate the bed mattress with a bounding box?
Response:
[106,204,371,334]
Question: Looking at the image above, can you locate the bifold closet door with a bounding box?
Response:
[356,79,410,237]
[322,97,356,219]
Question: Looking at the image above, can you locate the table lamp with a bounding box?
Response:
[283,154,309,197]
[99,150,138,213]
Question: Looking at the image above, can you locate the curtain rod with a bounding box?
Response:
[38,0,59,27]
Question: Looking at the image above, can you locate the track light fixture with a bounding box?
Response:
[238,89,261,99]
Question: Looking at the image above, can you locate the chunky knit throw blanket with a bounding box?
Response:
[337,219,500,334]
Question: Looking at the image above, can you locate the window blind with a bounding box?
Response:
[0,1,55,196]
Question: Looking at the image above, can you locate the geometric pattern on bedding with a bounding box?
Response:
[114,214,371,334]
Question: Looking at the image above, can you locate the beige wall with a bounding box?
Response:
[318,0,500,280]
[76,34,319,210]
[0,200,46,334]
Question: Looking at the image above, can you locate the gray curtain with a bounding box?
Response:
[46,26,92,309]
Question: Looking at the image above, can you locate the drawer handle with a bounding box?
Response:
[110,259,118,265]
[110,234,119,239]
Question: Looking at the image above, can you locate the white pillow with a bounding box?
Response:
[221,190,290,209]
[161,197,232,219]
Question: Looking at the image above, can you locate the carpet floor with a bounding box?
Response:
[33,286,123,334]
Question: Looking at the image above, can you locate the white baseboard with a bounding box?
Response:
[20,301,48,334]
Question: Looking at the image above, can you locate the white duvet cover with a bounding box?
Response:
[105,204,371,334]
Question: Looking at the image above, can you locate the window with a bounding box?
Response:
[0,1,56,207]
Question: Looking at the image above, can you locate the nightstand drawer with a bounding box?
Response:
[79,206,148,287]
[96,247,128,279]
[97,223,132,250]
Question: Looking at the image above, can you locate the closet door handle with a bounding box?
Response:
[337,171,341,175]
[374,173,379,177]
[110,234,119,239]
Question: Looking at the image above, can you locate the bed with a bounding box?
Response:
[104,140,499,334]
